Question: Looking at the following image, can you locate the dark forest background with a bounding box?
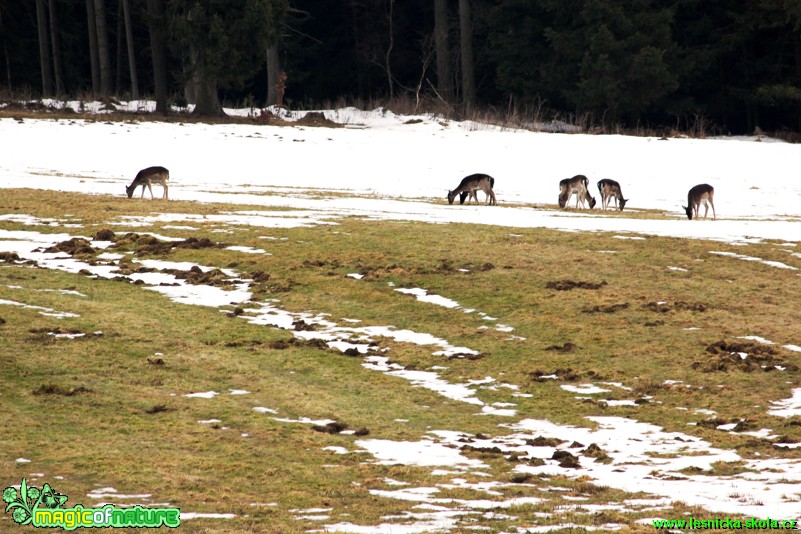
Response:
[3,0,801,133]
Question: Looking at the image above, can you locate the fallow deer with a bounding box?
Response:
[447,174,497,205]
[597,178,628,211]
[683,183,715,220]
[126,166,170,200]
[559,175,596,209]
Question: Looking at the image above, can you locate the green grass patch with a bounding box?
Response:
[2,188,801,531]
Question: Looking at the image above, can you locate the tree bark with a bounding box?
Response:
[86,0,100,96]
[49,0,65,95]
[188,42,222,116]
[192,62,222,116]
[35,0,54,96]
[146,0,168,113]
[266,44,280,107]
[385,0,394,98]
[122,0,138,99]
[94,0,112,97]
[458,0,476,113]
[434,0,453,103]
[115,0,123,94]
[0,11,10,91]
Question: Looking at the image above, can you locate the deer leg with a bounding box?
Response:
[163,183,169,200]
[147,183,155,199]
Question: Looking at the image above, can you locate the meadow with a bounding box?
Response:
[1,186,801,532]
[2,106,801,532]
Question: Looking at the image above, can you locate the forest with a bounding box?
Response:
[2,0,801,134]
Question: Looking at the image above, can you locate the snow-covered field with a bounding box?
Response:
[2,107,800,244]
[3,106,801,530]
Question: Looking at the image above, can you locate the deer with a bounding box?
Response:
[683,183,715,220]
[597,178,628,211]
[558,175,596,209]
[126,166,170,200]
[447,173,497,205]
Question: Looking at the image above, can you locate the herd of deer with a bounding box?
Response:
[124,166,716,221]
[446,173,716,220]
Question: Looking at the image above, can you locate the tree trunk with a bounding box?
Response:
[434,0,453,103]
[49,0,65,95]
[794,32,801,132]
[266,44,280,107]
[458,0,476,113]
[0,10,12,91]
[86,0,100,96]
[122,0,138,99]
[94,0,112,97]
[385,0,394,98]
[35,0,54,96]
[192,62,223,116]
[115,0,123,94]
[146,0,168,113]
[188,42,222,116]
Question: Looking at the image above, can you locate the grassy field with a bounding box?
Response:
[2,188,801,533]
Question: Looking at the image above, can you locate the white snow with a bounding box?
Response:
[2,110,801,244]
[768,389,801,418]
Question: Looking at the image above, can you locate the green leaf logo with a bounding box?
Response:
[40,483,68,509]
[4,478,67,525]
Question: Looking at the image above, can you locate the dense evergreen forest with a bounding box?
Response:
[2,0,801,134]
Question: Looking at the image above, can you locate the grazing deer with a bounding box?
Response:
[597,178,628,211]
[126,166,169,200]
[683,183,715,220]
[458,185,493,204]
[558,175,596,209]
[447,173,497,205]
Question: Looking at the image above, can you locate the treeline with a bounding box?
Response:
[2,1,801,133]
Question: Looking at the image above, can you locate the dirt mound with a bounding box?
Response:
[175,266,231,286]
[706,340,778,357]
[643,301,707,313]
[44,238,95,256]
[552,450,581,468]
[693,340,798,373]
[93,229,117,241]
[295,111,339,127]
[583,302,629,314]
[32,384,92,396]
[526,436,566,447]
[175,237,221,249]
[546,279,607,291]
[114,234,226,255]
